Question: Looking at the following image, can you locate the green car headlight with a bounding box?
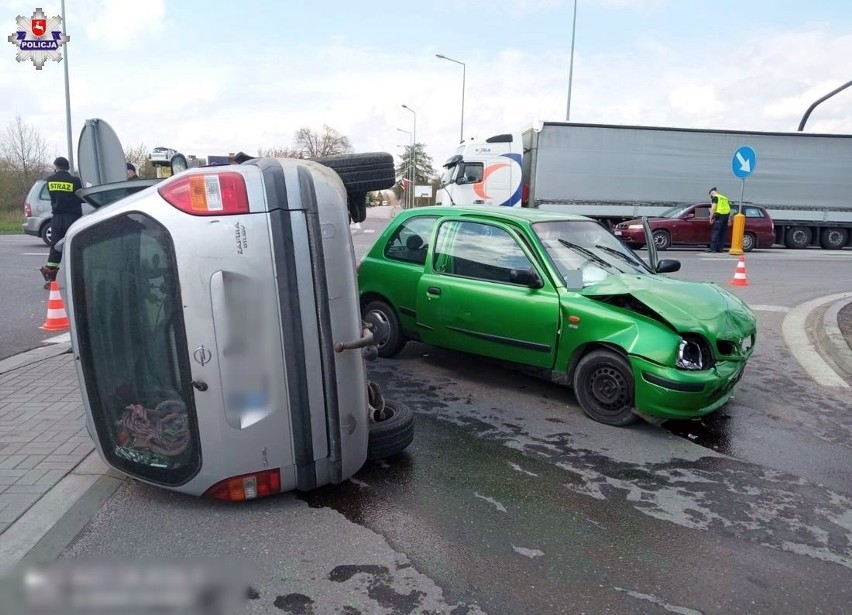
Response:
[676,337,711,371]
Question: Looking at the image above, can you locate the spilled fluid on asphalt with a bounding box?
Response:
[663,410,736,455]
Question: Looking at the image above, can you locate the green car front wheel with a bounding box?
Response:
[573,349,638,426]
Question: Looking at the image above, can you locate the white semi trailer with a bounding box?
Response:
[436,122,852,249]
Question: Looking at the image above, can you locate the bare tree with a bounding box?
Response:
[293,125,354,158]
[258,146,303,159]
[0,115,51,192]
[123,142,155,178]
[0,116,51,217]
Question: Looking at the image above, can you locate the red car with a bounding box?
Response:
[614,203,775,252]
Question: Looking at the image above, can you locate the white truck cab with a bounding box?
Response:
[436,133,524,207]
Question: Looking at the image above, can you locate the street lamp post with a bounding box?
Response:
[60,0,74,170]
[402,105,416,208]
[566,0,578,121]
[397,128,413,209]
[797,79,852,131]
[436,54,466,143]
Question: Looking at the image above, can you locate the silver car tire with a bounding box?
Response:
[367,400,414,460]
[41,222,53,246]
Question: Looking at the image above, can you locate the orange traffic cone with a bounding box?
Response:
[730,255,749,287]
[39,281,70,331]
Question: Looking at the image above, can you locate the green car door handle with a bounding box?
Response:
[427,286,442,296]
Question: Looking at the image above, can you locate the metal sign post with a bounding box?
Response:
[729,146,756,255]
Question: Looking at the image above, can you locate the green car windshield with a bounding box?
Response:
[533,220,652,288]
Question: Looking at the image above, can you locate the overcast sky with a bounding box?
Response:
[3,0,851,169]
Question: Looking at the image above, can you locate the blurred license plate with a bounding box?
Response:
[614,230,623,236]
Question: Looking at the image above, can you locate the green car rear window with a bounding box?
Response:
[384,216,437,265]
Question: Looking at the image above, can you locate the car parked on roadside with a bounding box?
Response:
[21,179,96,246]
[149,146,178,165]
[358,207,757,426]
[614,203,775,252]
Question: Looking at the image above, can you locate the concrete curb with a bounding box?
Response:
[0,451,125,571]
[815,298,852,380]
[0,342,72,375]
[0,344,124,571]
[784,293,852,389]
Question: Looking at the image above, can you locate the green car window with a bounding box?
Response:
[433,220,534,284]
[383,216,437,265]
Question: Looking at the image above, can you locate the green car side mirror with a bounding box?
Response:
[656,259,681,273]
[510,268,544,288]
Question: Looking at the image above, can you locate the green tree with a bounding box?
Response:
[394,143,436,207]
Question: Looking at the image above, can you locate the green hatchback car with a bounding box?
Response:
[358,207,756,426]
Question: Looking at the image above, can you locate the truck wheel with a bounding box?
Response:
[819,227,848,250]
[41,222,53,247]
[652,230,671,251]
[313,152,397,195]
[742,232,756,252]
[363,300,407,357]
[784,226,812,249]
[573,350,637,427]
[367,400,414,460]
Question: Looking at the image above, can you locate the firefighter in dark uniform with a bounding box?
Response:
[40,156,83,284]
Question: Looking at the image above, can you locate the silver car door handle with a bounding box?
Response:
[334,327,374,353]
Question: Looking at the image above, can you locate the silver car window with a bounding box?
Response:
[70,212,200,484]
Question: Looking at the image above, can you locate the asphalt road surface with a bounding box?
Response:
[0,234,63,360]
[44,216,852,613]
[61,341,851,613]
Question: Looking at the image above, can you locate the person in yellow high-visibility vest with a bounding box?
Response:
[707,187,731,253]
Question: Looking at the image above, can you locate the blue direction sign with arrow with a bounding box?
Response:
[732,145,756,179]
